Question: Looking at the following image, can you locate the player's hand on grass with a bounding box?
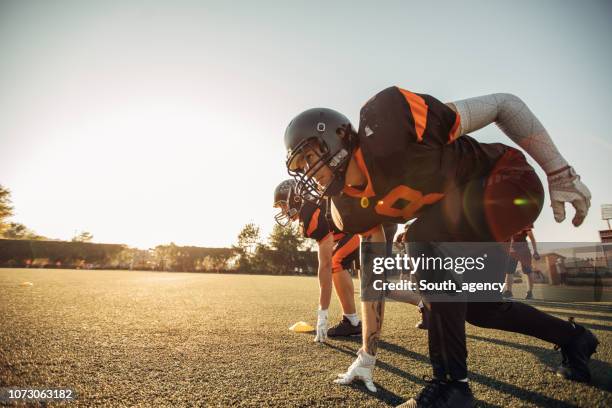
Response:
[547,166,591,227]
[334,348,377,392]
[314,309,328,343]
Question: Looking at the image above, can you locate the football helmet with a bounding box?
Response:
[273,179,302,226]
[284,108,355,204]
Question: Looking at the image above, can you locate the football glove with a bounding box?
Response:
[334,348,377,392]
[547,166,591,227]
[314,308,328,343]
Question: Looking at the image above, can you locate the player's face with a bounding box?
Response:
[292,142,334,191]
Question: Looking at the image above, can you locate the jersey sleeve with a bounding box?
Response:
[358,86,460,159]
[300,203,332,242]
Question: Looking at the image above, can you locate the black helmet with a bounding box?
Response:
[284,108,355,205]
[273,179,302,226]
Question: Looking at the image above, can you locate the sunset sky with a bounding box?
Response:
[1,0,611,248]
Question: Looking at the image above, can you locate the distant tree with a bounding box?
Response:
[233,223,264,272]
[265,223,310,274]
[200,253,231,272]
[153,243,178,271]
[0,185,14,236]
[269,222,305,253]
[72,231,94,242]
[2,222,46,240]
[235,223,261,255]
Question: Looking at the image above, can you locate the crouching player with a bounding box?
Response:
[274,179,361,341]
[283,87,597,407]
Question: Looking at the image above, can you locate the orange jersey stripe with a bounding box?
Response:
[332,234,360,273]
[342,148,376,198]
[448,111,461,143]
[307,208,321,237]
[398,88,428,142]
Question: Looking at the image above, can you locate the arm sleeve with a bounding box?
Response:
[450,93,568,174]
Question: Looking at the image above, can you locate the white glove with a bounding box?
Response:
[334,348,377,392]
[547,166,591,227]
[314,308,328,343]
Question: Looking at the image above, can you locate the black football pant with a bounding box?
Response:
[408,149,578,380]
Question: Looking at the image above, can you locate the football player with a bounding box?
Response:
[274,179,362,341]
[283,88,597,407]
[503,225,541,299]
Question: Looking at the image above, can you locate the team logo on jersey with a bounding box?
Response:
[360,197,370,208]
[365,125,374,137]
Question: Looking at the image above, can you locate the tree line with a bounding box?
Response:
[0,184,317,274]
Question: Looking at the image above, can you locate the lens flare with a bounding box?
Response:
[513,198,529,206]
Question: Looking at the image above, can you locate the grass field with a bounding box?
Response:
[0,269,610,407]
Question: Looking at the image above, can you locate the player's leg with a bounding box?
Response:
[518,253,535,298]
[526,270,535,295]
[405,239,474,407]
[466,300,577,344]
[503,255,518,298]
[328,234,362,337]
[332,270,357,315]
[465,299,597,382]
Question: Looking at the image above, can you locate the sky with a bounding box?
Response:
[1,0,611,249]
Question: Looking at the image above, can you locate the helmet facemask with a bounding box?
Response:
[273,201,298,226]
[286,129,352,205]
[273,182,303,226]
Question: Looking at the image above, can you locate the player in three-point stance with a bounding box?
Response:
[283,87,597,407]
[274,179,362,341]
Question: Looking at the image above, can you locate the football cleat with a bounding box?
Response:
[555,319,599,383]
[398,378,474,408]
[327,316,362,337]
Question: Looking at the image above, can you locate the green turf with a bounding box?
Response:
[0,269,610,407]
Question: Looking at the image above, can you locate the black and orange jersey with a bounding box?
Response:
[299,200,360,273]
[331,86,510,234]
[299,200,340,242]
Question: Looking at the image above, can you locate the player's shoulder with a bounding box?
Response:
[357,86,417,159]
[359,86,403,117]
